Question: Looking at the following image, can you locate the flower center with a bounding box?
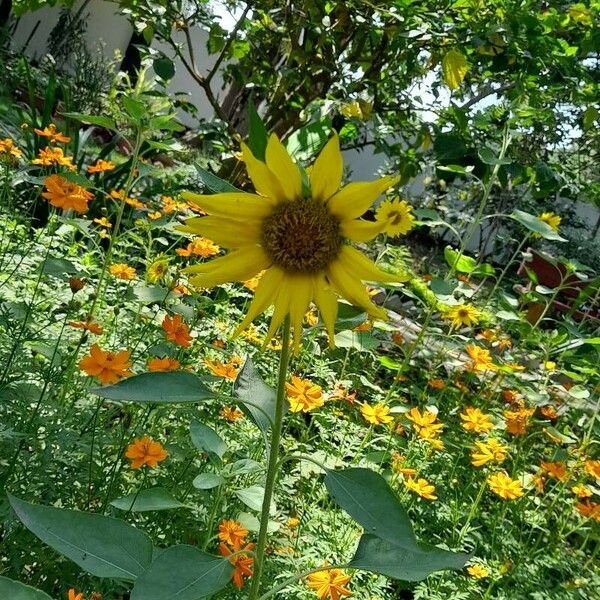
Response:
[261,199,342,273]
[388,210,404,225]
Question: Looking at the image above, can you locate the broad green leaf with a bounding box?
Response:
[335,302,368,332]
[91,372,216,403]
[248,101,268,161]
[61,112,117,131]
[122,96,146,122]
[444,247,494,276]
[430,277,457,296]
[40,257,81,277]
[153,56,175,80]
[286,120,331,161]
[0,576,54,600]
[233,356,279,433]
[478,147,511,166]
[110,488,187,512]
[235,485,276,514]
[193,473,225,490]
[334,330,380,351]
[324,468,417,548]
[8,495,153,580]
[130,545,232,600]
[350,534,469,581]
[190,420,228,459]
[442,49,467,90]
[194,164,240,193]
[510,210,567,242]
[237,511,280,534]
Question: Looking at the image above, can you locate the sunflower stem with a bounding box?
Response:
[248,316,291,599]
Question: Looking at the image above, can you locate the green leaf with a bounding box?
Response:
[335,302,368,332]
[130,545,233,600]
[248,101,268,161]
[510,210,567,241]
[442,49,467,90]
[324,468,417,547]
[110,488,187,512]
[478,147,512,166]
[8,495,153,580]
[0,576,54,600]
[233,356,279,433]
[40,256,81,277]
[443,247,494,276]
[153,56,175,80]
[334,330,380,351]
[61,112,117,131]
[193,473,225,490]
[235,485,275,514]
[350,534,469,582]
[122,96,146,122]
[190,419,228,459]
[91,372,216,403]
[194,164,240,193]
[430,277,457,296]
[286,121,331,161]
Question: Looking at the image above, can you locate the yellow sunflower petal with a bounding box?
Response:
[327,258,387,320]
[263,286,292,347]
[287,274,314,354]
[265,134,302,201]
[340,219,387,242]
[313,275,338,347]
[177,216,261,248]
[327,175,399,221]
[337,245,407,283]
[185,247,270,288]
[241,142,286,201]
[182,191,273,218]
[233,267,285,336]
[310,134,343,202]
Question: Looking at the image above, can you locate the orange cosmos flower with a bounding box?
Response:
[465,344,497,372]
[460,407,494,434]
[286,376,325,413]
[125,435,168,469]
[0,137,23,159]
[176,237,221,258]
[584,460,600,480]
[205,358,240,380]
[306,566,352,600]
[329,383,357,404]
[79,344,132,384]
[87,159,116,173]
[219,542,255,589]
[68,320,103,335]
[390,452,417,477]
[404,477,437,500]
[109,263,136,280]
[360,402,394,426]
[34,123,70,143]
[32,146,75,169]
[572,484,592,498]
[218,519,249,551]
[42,174,93,213]
[67,590,84,600]
[504,407,535,436]
[575,500,600,522]
[162,314,192,347]
[220,406,244,421]
[487,472,524,500]
[428,378,446,390]
[541,461,569,482]
[147,357,181,372]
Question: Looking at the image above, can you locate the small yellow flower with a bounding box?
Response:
[465,344,497,372]
[110,263,136,280]
[539,211,561,232]
[87,159,116,173]
[487,471,524,500]
[286,376,325,413]
[391,452,417,477]
[471,439,508,467]
[93,217,112,228]
[220,405,244,422]
[405,406,438,430]
[360,402,394,426]
[460,407,494,434]
[467,564,490,579]
[405,477,437,500]
[148,210,162,220]
[32,146,75,169]
[0,137,23,159]
[375,198,415,236]
[286,516,300,529]
[306,566,352,600]
[572,484,592,498]
[147,257,170,283]
[443,303,480,329]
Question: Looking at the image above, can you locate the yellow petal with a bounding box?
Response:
[233,267,284,336]
[327,175,399,221]
[182,191,273,219]
[337,245,407,283]
[287,274,313,354]
[241,142,286,200]
[177,216,261,248]
[263,286,292,347]
[327,259,387,320]
[310,134,343,202]
[313,275,338,347]
[265,134,302,201]
[340,219,386,242]
[185,246,270,288]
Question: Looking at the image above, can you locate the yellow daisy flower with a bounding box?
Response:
[375,198,415,236]
[181,134,402,353]
[443,303,480,329]
[539,211,561,232]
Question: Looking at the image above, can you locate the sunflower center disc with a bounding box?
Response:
[261,199,342,273]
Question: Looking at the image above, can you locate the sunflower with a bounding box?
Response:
[181,134,403,352]
[375,198,415,236]
[443,303,480,329]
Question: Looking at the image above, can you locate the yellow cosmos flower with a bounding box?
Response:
[471,438,508,467]
[572,484,592,498]
[487,471,524,500]
[181,134,403,353]
[539,211,561,232]
[360,402,394,426]
[460,407,494,434]
[375,198,415,236]
[404,477,437,500]
[465,344,497,372]
[306,565,352,600]
[466,564,490,579]
[286,376,325,413]
[443,303,480,329]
